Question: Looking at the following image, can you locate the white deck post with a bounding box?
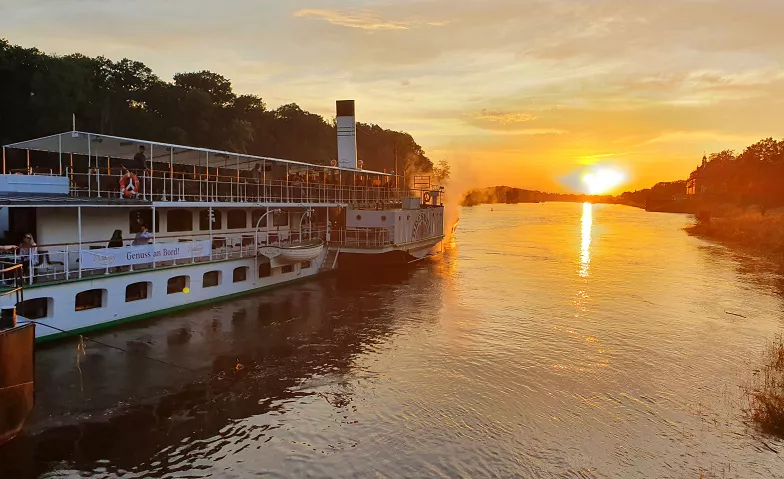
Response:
[148,143,154,201]
[151,206,156,269]
[235,154,240,202]
[77,206,82,279]
[209,206,213,261]
[95,144,101,198]
[87,134,92,196]
[206,151,210,202]
[58,135,63,175]
[170,147,174,201]
[1,146,5,174]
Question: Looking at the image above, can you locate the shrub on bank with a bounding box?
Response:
[686,211,784,256]
[744,335,784,438]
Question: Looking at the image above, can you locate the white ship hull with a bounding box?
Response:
[0,251,328,342]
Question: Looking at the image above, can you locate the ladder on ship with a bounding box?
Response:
[322,247,340,272]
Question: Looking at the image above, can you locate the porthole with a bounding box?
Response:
[381,215,387,222]
[356,215,362,220]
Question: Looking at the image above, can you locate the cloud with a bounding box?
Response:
[473,110,538,125]
[2,0,784,192]
[293,8,447,31]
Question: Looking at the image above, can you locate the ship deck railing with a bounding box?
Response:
[3,131,445,206]
[61,169,434,206]
[0,225,441,287]
[0,227,329,287]
[332,228,395,248]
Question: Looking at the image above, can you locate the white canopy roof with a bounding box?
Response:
[4,131,391,176]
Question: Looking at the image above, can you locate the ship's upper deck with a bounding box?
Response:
[1,131,440,208]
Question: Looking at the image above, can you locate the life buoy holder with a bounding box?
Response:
[120,172,139,198]
[423,191,432,203]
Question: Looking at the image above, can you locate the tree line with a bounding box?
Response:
[461,186,613,206]
[0,39,435,178]
[616,137,784,211]
[682,138,784,210]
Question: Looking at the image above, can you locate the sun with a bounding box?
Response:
[582,168,625,194]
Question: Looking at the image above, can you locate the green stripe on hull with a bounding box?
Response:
[35,273,324,345]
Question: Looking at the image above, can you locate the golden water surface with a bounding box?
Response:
[2,202,783,478]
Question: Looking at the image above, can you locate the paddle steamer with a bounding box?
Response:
[0,101,445,342]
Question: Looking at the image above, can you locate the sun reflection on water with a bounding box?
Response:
[580,202,592,278]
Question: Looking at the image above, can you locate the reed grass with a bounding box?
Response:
[743,334,784,438]
[686,211,784,258]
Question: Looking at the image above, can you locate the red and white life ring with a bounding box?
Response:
[120,172,139,198]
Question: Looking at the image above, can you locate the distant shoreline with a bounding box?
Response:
[459,185,702,214]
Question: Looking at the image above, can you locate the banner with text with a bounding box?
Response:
[80,240,210,269]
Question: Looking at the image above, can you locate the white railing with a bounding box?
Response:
[333,228,394,247]
[63,169,435,206]
[0,221,446,286]
[0,227,329,286]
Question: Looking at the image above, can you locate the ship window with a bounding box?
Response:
[227,210,247,229]
[203,270,221,288]
[129,209,159,233]
[199,209,222,231]
[167,210,193,232]
[300,261,311,269]
[273,211,289,227]
[75,289,105,311]
[381,215,387,222]
[258,261,271,278]
[282,264,294,274]
[125,282,151,302]
[356,215,362,221]
[167,275,189,294]
[17,297,51,319]
[233,266,248,283]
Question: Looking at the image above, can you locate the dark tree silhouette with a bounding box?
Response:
[0,39,434,177]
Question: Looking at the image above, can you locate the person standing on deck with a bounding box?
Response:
[250,163,261,200]
[18,234,38,279]
[131,146,148,172]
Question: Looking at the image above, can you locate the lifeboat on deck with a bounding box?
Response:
[257,239,324,265]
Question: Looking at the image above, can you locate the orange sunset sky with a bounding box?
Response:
[2,0,783,193]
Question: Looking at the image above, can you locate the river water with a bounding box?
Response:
[2,203,784,478]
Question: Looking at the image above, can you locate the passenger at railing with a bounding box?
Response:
[108,230,124,248]
[291,173,304,202]
[247,163,261,200]
[107,229,125,273]
[133,226,151,246]
[18,234,38,278]
[131,146,148,171]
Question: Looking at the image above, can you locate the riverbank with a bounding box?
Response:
[685,211,784,262]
